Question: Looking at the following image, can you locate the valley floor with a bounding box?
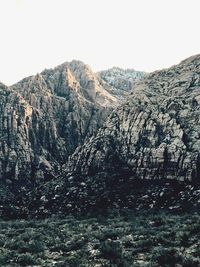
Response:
[0,212,200,266]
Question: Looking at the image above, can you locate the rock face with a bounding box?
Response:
[2,55,200,218]
[0,83,35,186]
[0,61,124,190]
[98,67,146,99]
[0,61,147,191]
[67,55,200,182]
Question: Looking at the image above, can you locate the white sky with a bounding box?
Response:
[0,0,200,85]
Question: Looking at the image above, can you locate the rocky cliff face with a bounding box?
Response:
[0,62,147,217]
[0,61,124,191]
[0,83,39,188]
[98,67,146,99]
[2,56,200,218]
[67,55,200,181]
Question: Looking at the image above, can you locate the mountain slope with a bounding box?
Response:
[0,82,39,186]
[9,55,200,219]
[3,56,200,218]
[1,59,146,198]
[67,55,200,181]
[1,61,123,193]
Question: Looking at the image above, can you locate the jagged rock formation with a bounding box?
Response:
[2,55,200,218]
[0,61,124,191]
[67,55,200,181]
[0,83,35,185]
[98,67,146,98]
[0,61,147,190]
[7,54,200,219]
[0,62,147,218]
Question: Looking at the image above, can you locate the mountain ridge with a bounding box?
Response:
[2,55,200,218]
[67,54,200,181]
[0,60,145,199]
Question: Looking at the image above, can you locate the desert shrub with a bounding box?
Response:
[15,253,38,266]
[188,222,200,235]
[1,213,200,267]
[67,237,88,251]
[151,216,166,227]
[101,229,121,240]
[64,254,84,267]
[152,247,181,266]
[100,240,123,260]
[136,238,154,252]
[99,239,129,266]
[0,236,5,247]
[181,256,200,267]
[54,261,69,267]
[124,238,134,248]
[179,232,190,247]
[156,230,176,246]
[193,247,200,257]
[50,243,69,252]
[18,240,45,254]
[0,251,16,265]
[5,238,24,250]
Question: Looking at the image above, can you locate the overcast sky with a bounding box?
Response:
[0,0,200,85]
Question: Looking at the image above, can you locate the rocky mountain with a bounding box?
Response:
[6,54,200,219]
[67,55,200,181]
[0,60,146,203]
[1,60,128,195]
[98,67,146,98]
[2,55,200,218]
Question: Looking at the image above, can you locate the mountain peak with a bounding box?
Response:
[1,55,200,219]
[67,54,200,182]
[1,59,140,195]
[180,54,200,65]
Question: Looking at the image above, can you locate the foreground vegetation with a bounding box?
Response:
[0,212,200,266]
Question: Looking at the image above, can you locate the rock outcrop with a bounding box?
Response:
[98,67,146,99]
[0,61,147,191]
[2,55,200,218]
[67,55,200,181]
[0,61,123,191]
[0,82,38,187]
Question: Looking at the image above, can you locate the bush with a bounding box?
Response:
[17,240,45,254]
[1,213,200,267]
[99,239,129,266]
[179,232,190,247]
[101,228,121,240]
[15,254,38,266]
[64,254,84,267]
[182,256,200,267]
[136,238,154,252]
[0,252,16,265]
[188,222,200,235]
[152,247,181,266]
[193,247,200,257]
[100,240,123,260]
